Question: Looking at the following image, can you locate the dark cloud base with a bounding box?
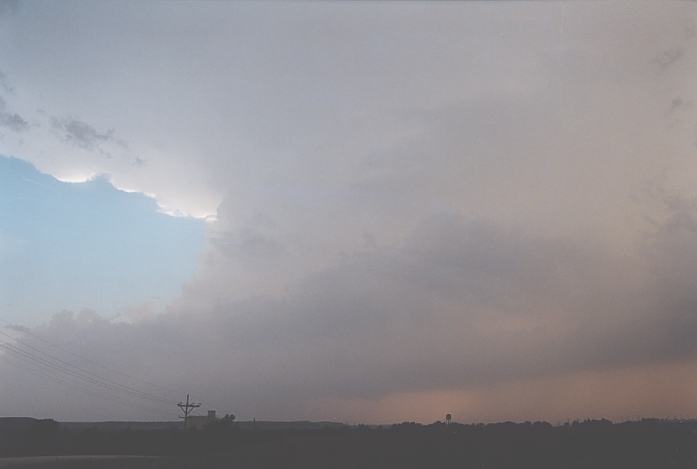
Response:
[2,200,695,421]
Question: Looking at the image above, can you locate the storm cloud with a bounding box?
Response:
[51,117,116,153]
[0,1,696,422]
[1,199,696,422]
[0,97,27,132]
[0,0,19,17]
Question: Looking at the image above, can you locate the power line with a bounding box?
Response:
[0,319,180,400]
[0,330,170,402]
[2,322,179,399]
[0,350,168,419]
[177,393,201,426]
[0,321,212,421]
[0,331,173,406]
[0,342,171,407]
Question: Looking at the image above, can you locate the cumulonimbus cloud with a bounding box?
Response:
[0,1,696,423]
[1,199,695,421]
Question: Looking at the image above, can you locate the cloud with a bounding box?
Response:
[653,47,684,70]
[51,117,122,155]
[2,1,694,224]
[0,70,13,93]
[0,1,696,422]
[0,73,28,132]
[0,0,19,17]
[0,110,28,132]
[0,96,28,132]
[2,200,696,421]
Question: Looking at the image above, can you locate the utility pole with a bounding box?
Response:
[177,393,201,427]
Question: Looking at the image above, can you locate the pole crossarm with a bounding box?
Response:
[177,393,201,424]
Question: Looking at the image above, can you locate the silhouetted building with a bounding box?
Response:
[185,410,217,429]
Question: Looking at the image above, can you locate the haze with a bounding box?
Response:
[0,0,696,424]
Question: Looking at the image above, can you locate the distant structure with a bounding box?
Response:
[185,409,218,429]
[445,413,452,425]
[177,394,201,427]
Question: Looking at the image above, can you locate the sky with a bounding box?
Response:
[0,0,696,423]
[0,156,204,324]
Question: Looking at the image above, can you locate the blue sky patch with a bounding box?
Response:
[0,156,205,325]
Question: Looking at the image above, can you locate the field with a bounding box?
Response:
[0,418,695,468]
